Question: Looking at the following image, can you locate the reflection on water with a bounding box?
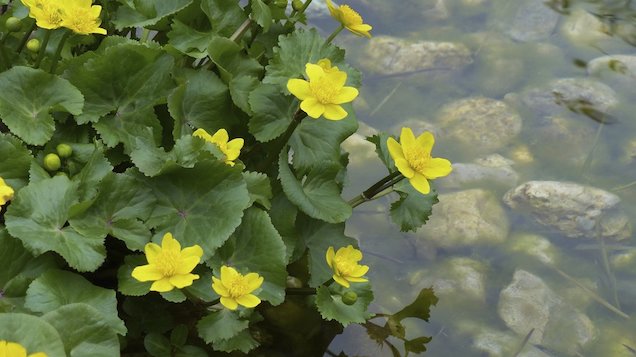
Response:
[317,0,636,355]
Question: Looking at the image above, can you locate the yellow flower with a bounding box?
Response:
[387,128,452,195]
[325,0,372,38]
[212,266,264,310]
[193,128,244,167]
[0,177,14,207]
[0,340,47,357]
[287,62,359,120]
[22,0,65,29]
[317,58,339,73]
[61,0,107,35]
[131,232,203,292]
[326,245,369,288]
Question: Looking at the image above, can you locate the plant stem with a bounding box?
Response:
[348,171,404,208]
[297,0,314,15]
[33,30,51,69]
[285,287,317,295]
[49,30,71,73]
[230,18,252,42]
[16,21,36,55]
[140,28,150,43]
[325,24,344,44]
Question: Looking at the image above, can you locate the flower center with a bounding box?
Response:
[65,7,97,33]
[335,256,357,276]
[157,250,180,276]
[227,276,250,298]
[41,4,64,26]
[310,76,339,104]
[404,146,431,173]
[339,5,363,25]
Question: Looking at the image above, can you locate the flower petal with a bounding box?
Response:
[131,264,163,282]
[300,98,325,119]
[351,264,369,277]
[181,245,203,259]
[333,86,359,104]
[399,127,416,151]
[193,128,213,143]
[221,266,239,284]
[144,242,162,264]
[169,273,199,288]
[6,341,27,355]
[395,158,415,178]
[212,276,229,296]
[150,278,174,292]
[220,296,239,310]
[326,246,336,269]
[161,232,181,252]
[236,294,261,308]
[245,273,264,291]
[327,70,347,88]
[305,63,325,82]
[409,174,431,195]
[211,129,229,146]
[325,0,338,16]
[387,137,405,162]
[323,104,348,120]
[176,255,201,275]
[287,79,312,100]
[346,276,368,283]
[333,274,350,288]
[415,131,435,155]
[424,158,453,179]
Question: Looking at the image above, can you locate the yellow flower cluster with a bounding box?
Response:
[326,245,369,288]
[193,128,244,167]
[21,0,106,35]
[326,0,372,38]
[0,340,46,357]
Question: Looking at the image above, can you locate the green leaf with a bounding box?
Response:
[264,28,361,89]
[64,43,174,149]
[243,171,273,209]
[0,133,32,190]
[197,309,248,344]
[248,84,296,142]
[0,313,66,356]
[250,0,272,32]
[70,143,113,203]
[42,303,120,357]
[0,229,58,297]
[211,207,287,305]
[144,333,172,357]
[5,176,107,272]
[184,270,219,302]
[28,161,50,184]
[315,283,374,327]
[389,183,439,232]
[392,287,438,322]
[278,149,352,223]
[299,214,356,287]
[161,289,187,303]
[175,345,208,357]
[25,269,126,334]
[214,329,259,353]
[207,36,263,81]
[144,161,251,260]
[118,255,152,296]
[0,66,84,145]
[170,324,189,347]
[113,0,194,29]
[200,0,247,37]
[367,132,395,170]
[405,336,432,354]
[269,191,301,262]
[167,19,214,59]
[229,75,260,115]
[289,110,358,172]
[70,172,154,251]
[168,69,233,139]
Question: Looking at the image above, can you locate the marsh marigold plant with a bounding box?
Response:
[0,177,14,207]
[131,233,203,292]
[212,266,264,310]
[326,245,369,288]
[325,0,372,38]
[287,61,359,120]
[193,128,244,166]
[387,128,452,195]
[0,340,46,357]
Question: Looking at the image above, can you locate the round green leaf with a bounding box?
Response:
[197,309,248,344]
[0,313,66,357]
[0,133,32,190]
[315,283,374,327]
[0,66,84,145]
[113,0,194,29]
[248,84,296,142]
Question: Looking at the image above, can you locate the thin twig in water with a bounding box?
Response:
[612,180,636,192]
[580,122,604,177]
[370,81,402,116]
[596,225,621,309]
[511,328,535,357]
[623,344,636,355]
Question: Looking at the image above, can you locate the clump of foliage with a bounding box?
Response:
[0,0,448,355]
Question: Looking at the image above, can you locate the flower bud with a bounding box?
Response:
[341,291,358,305]
[291,0,303,11]
[26,38,40,53]
[5,17,21,32]
[43,153,61,171]
[56,143,73,158]
[274,0,288,8]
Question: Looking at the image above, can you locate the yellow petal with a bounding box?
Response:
[245,273,264,291]
[424,158,453,179]
[409,174,431,195]
[333,86,359,104]
[236,294,261,308]
[326,247,336,269]
[28,353,48,357]
[220,296,239,310]
[169,273,199,288]
[225,138,244,161]
[161,232,181,252]
[399,127,416,151]
[387,137,405,162]
[150,278,174,292]
[305,63,325,82]
[6,341,27,356]
[416,131,435,155]
[176,255,201,275]
[395,158,415,178]
[345,276,368,283]
[333,274,350,288]
[351,264,369,277]
[131,264,163,282]
[300,98,325,119]
[221,265,239,284]
[211,129,229,146]
[325,0,338,16]
[193,128,213,142]
[212,277,229,296]
[327,70,347,88]
[144,242,161,264]
[181,245,203,259]
[287,78,312,100]
[322,104,348,120]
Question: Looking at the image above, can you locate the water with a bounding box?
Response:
[313,0,636,355]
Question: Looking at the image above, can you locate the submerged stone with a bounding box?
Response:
[587,55,636,90]
[507,0,560,42]
[504,181,631,240]
[439,154,519,190]
[410,257,488,303]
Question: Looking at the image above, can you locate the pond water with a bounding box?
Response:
[310,0,636,355]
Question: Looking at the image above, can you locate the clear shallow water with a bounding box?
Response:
[313,0,636,355]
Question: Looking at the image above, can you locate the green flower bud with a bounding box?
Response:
[274,0,288,8]
[43,153,61,171]
[291,0,303,11]
[341,291,358,305]
[5,17,22,32]
[26,38,40,53]
[56,143,73,158]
